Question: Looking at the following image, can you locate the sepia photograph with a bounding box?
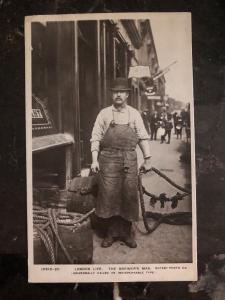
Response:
[25,12,197,282]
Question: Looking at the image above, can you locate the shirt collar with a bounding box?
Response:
[112,104,128,113]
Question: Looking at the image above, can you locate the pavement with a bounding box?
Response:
[93,132,193,264]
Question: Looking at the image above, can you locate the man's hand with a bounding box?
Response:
[139,158,152,174]
[91,161,100,173]
[138,140,151,173]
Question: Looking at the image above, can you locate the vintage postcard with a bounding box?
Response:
[25,12,197,282]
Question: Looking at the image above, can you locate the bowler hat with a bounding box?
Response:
[110,77,130,91]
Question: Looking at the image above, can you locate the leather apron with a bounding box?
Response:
[96,117,139,222]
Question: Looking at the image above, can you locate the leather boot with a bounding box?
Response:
[101,236,114,248]
[122,237,137,248]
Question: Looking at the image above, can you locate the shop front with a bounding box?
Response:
[32,20,141,208]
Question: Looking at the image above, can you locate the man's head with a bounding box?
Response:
[167,114,172,120]
[110,78,130,108]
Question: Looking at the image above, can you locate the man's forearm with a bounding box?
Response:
[92,150,99,163]
[139,139,151,160]
[91,140,100,163]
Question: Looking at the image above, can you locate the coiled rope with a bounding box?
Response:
[34,207,95,263]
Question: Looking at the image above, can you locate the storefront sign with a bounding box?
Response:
[128,65,151,78]
[147,95,161,100]
[32,94,56,136]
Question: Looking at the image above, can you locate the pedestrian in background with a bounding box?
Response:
[176,115,183,139]
[158,120,165,143]
[141,109,150,135]
[161,114,173,144]
[173,112,178,134]
[150,111,159,140]
[184,111,191,142]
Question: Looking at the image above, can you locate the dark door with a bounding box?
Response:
[78,22,98,168]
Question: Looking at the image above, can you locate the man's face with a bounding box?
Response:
[112,90,129,106]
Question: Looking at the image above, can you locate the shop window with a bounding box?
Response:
[32,21,78,192]
[32,22,59,137]
[32,22,75,138]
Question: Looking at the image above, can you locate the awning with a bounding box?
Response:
[33,133,74,153]
[120,20,142,49]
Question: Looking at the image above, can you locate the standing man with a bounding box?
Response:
[176,115,183,139]
[173,112,178,134]
[90,78,151,248]
[141,109,150,135]
[150,111,159,140]
[161,114,173,144]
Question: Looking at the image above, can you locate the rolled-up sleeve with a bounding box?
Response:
[90,112,104,152]
[134,111,150,140]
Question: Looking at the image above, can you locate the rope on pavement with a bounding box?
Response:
[142,185,189,208]
[138,175,163,234]
[138,166,192,234]
[151,167,191,194]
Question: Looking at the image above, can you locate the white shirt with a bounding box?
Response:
[91,104,149,152]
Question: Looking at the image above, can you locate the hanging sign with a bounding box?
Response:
[128,65,151,78]
[145,86,156,96]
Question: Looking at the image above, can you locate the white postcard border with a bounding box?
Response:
[25,12,197,283]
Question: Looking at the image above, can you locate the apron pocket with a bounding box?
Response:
[99,155,123,178]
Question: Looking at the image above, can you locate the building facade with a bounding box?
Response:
[31,19,164,204]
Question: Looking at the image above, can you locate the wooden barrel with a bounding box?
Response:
[33,210,93,264]
[33,185,60,208]
[57,217,93,264]
[66,175,97,214]
[67,192,95,214]
[33,227,51,264]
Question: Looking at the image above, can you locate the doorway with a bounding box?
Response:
[78,21,98,168]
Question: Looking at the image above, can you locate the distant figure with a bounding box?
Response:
[185,123,191,143]
[184,111,191,142]
[176,115,183,139]
[150,111,159,140]
[141,109,150,135]
[173,112,178,134]
[161,111,167,121]
[158,121,165,143]
[180,109,187,122]
[161,114,173,144]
